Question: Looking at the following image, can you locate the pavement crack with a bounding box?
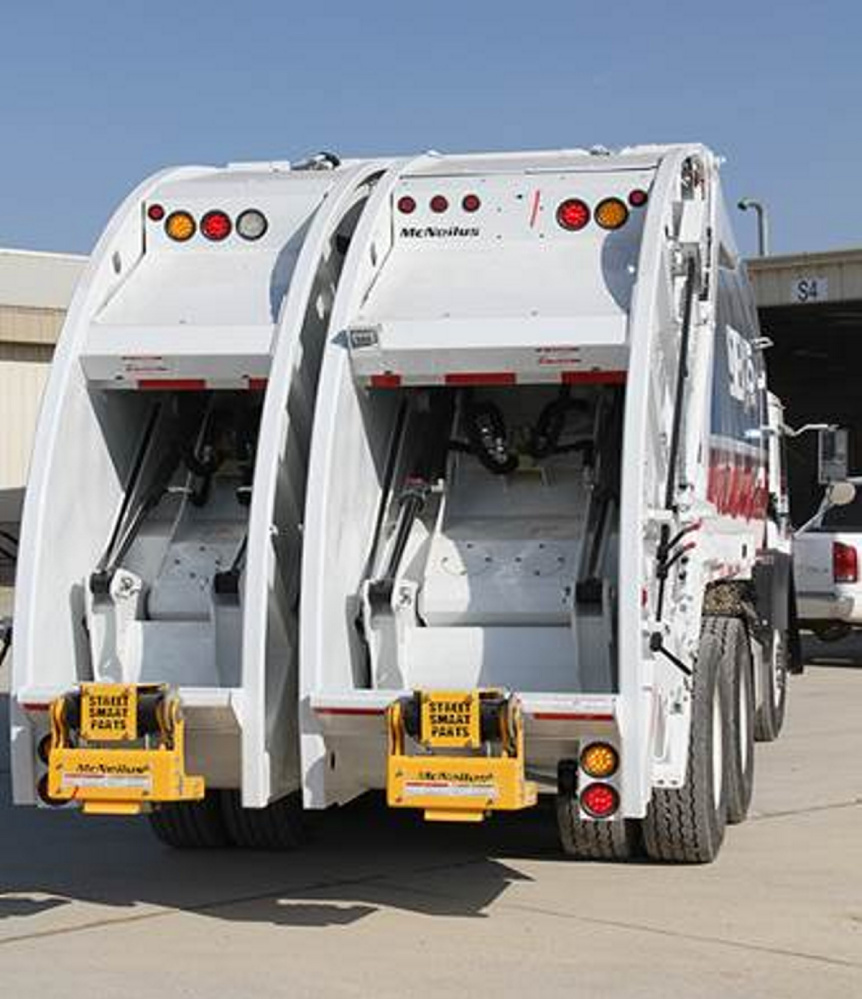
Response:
[749,798,862,822]
[492,900,862,971]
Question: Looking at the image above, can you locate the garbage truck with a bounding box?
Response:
[10,144,796,862]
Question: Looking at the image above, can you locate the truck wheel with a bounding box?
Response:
[147,794,232,849]
[220,789,305,850]
[556,801,642,861]
[642,619,730,863]
[754,627,788,742]
[720,618,755,824]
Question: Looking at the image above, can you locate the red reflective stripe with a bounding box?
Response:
[532,712,615,722]
[315,707,386,716]
[370,373,402,388]
[561,370,626,385]
[137,379,207,391]
[529,189,541,228]
[21,703,51,712]
[247,378,268,392]
[444,372,517,386]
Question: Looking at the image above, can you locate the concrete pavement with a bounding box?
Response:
[1,643,860,997]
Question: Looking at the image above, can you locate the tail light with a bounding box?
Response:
[833,541,858,583]
[595,197,629,230]
[200,210,232,242]
[628,189,649,207]
[580,742,619,779]
[461,193,481,212]
[580,782,619,818]
[165,210,196,242]
[430,195,449,213]
[556,198,590,231]
[147,203,165,221]
[236,209,268,241]
[397,195,416,214]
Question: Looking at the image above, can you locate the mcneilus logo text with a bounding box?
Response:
[400,225,480,238]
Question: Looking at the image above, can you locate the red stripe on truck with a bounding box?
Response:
[561,371,627,385]
[532,712,615,722]
[444,372,517,386]
[370,373,403,388]
[137,379,207,391]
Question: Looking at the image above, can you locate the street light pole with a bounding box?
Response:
[737,198,770,256]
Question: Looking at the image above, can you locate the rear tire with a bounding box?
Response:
[642,618,730,863]
[220,790,305,850]
[148,793,232,849]
[720,618,755,824]
[556,800,642,860]
[754,627,788,742]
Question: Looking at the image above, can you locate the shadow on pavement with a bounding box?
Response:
[802,632,862,666]
[0,694,551,929]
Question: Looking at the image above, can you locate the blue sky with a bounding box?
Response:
[1,1,858,257]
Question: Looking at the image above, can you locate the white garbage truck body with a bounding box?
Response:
[10,144,794,861]
[9,153,396,844]
[299,144,794,859]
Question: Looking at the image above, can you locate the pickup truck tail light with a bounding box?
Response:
[833,541,858,583]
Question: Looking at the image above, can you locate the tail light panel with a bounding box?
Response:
[833,541,858,583]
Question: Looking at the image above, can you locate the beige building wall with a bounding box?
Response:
[0,249,86,516]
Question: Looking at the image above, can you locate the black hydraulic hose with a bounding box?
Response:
[383,481,428,581]
[0,619,11,669]
[106,443,184,574]
[655,255,697,625]
[365,400,409,578]
[97,404,161,573]
[663,254,698,514]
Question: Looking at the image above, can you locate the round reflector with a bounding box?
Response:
[36,773,63,807]
[580,742,619,779]
[556,198,590,231]
[147,203,165,222]
[462,193,481,212]
[37,734,52,766]
[595,198,629,230]
[580,782,619,818]
[201,210,232,242]
[628,188,649,208]
[236,209,268,241]
[397,195,417,214]
[430,194,449,213]
[165,210,196,242]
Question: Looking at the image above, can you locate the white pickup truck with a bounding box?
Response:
[794,480,862,641]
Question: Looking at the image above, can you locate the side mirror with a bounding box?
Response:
[825,480,856,508]
[819,427,850,483]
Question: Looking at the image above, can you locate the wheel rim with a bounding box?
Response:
[739,660,750,771]
[771,630,786,706]
[712,684,724,811]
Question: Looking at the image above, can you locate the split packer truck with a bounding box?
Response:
[10,144,797,861]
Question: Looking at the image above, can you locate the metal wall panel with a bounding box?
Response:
[0,359,51,490]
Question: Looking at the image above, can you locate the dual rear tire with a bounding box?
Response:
[148,790,305,851]
[557,615,754,863]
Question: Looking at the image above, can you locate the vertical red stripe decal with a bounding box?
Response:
[529,190,542,228]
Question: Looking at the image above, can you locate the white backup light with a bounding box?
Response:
[236,208,268,241]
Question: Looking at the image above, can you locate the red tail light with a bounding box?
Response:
[556,198,590,231]
[201,210,232,242]
[833,541,858,583]
[579,782,619,818]
[430,195,449,213]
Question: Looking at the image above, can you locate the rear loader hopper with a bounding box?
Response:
[11,146,796,861]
